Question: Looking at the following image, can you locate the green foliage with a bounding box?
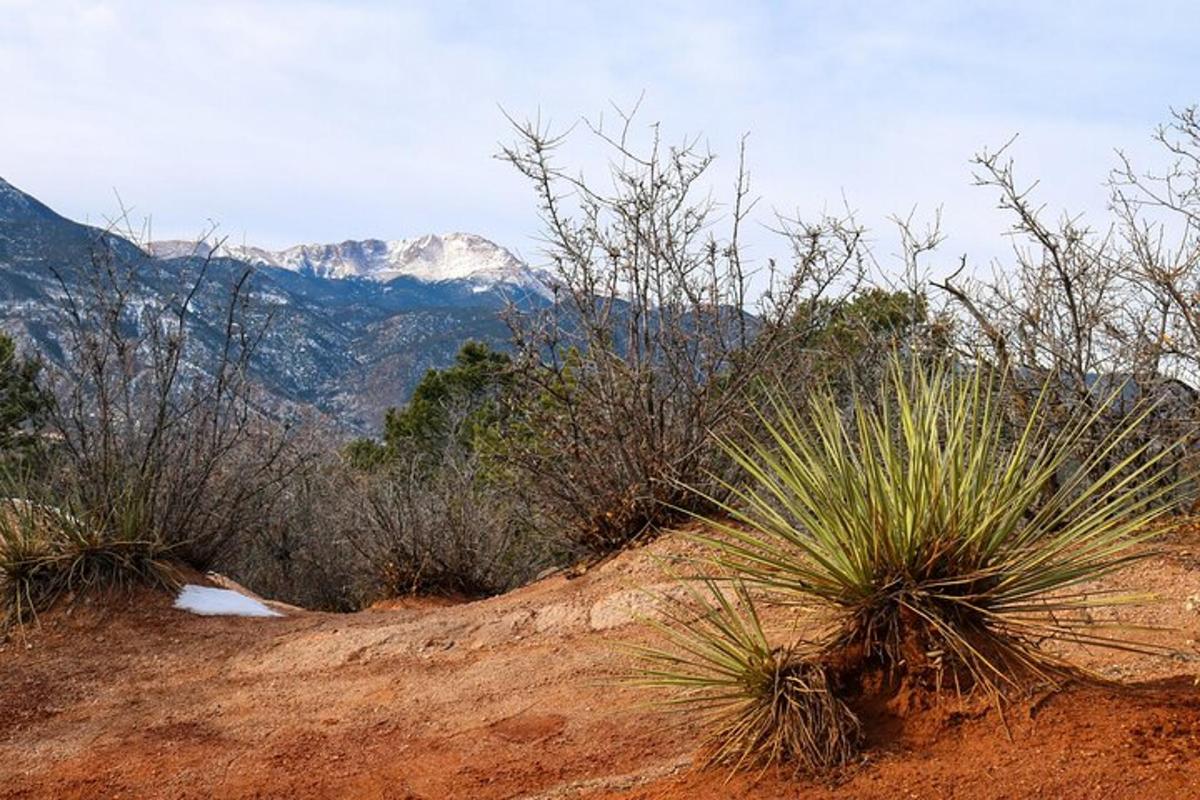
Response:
[384,340,511,453]
[766,289,950,391]
[811,288,930,351]
[0,332,51,459]
[345,437,390,470]
[631,579,861,773]
[352,341,513,469]
[694,355,1183,692]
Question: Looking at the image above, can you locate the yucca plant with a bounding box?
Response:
[630,578,861,773]
[0,499,61,625]
[689,355,1186,693]
[0,483,176,626]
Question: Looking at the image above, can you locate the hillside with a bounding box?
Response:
[3,527,1200,799]
[0,177,547,430]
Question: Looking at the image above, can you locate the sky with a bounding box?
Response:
[2,0,1199,278]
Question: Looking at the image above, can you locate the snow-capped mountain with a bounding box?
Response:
[0,177,552,431]
[148,233,553,297]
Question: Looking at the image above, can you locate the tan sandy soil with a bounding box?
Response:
[3,526,1200,799]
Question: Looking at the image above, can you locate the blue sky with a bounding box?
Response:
[2,0,1198,275]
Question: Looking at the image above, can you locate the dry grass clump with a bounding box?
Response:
[638,355,1186,775]
[0,493,176,626]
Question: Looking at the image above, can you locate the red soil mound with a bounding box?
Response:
[3,531,1200,799]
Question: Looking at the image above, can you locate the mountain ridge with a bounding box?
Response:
[147,232,554,297]
[0,176,543,432]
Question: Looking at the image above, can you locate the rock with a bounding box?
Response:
[533,602,587,635]
[588,585,688,631]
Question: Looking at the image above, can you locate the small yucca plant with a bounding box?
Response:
[0,486,176,626]
[631,579,861,773]
[0,499,61,624]
[694,356,1184,693]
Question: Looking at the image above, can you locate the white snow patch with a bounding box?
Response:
[174,584,283,618]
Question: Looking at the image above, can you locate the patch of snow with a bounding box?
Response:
[253,289,291,305]
[174,584,283,618]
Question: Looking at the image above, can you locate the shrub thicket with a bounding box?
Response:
[8,105,1200,651]
[0,229,299,623]
[497,109,875,554]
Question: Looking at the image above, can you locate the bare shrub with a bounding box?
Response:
[41,224,296,572]
[345,442,552,600]
[497,106,866,553]
[226,419,553,610]
[935,118,1200,492]
[221,443,366,612]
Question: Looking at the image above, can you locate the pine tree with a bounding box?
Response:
[0,332,51,457]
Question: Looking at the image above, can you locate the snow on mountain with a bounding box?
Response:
[148,233,553,297]
[0,176,546,431]
[0,176,59,223]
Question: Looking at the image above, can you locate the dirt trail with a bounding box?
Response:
[3,530,1200,799]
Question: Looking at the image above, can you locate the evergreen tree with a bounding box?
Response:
[347,341,512,469]
[0,332,51,457]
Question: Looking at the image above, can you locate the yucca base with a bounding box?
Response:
[700,648,862,774]
[824,596,1082,698]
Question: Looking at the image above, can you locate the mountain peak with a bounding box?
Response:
[0,176,62,224]
[149,232,551,296]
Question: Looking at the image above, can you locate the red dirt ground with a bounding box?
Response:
[3,529,1200,799]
